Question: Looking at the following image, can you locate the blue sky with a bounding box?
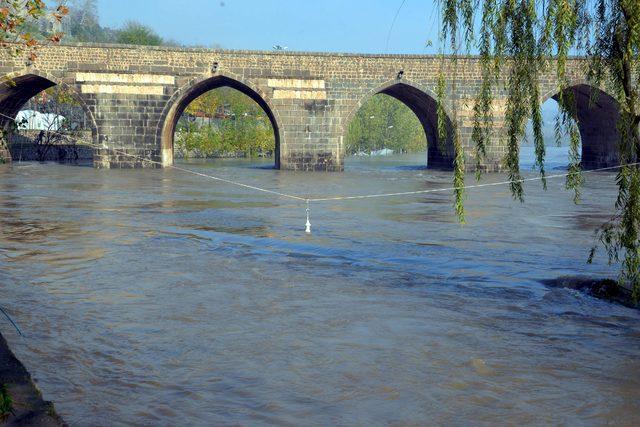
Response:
[97,0,442,54]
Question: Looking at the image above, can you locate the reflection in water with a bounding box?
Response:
[1,154,639,425]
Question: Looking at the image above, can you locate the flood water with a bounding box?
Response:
[1,150,639,425]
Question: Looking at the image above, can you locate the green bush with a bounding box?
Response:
[0,383,13,420]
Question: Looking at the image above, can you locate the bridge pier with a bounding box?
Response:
[276,98,344,172]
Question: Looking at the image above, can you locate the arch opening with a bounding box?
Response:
[521,97,577,170]
[525,84,621,170]
[344,82,455,169]
[160,75,281,168]
[0,74,97,165]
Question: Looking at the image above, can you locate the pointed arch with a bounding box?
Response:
[0,69,99,163]
[541,82,621,169]
[342,79,455,169]
[157,72,282,168]
[0,69,98,139]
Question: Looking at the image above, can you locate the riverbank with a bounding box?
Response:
[0,332,65,426]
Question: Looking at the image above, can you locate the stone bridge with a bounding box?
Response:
[0,43,623,171]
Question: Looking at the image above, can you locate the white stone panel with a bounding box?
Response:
[268,78,325,89]
[81,84,165,95]
[76,73,175,85]
[272,89,327,100]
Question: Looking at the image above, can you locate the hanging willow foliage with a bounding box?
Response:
[438,0,640,300]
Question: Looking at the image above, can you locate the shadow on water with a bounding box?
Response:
[186,224,274,237]
[388,165,429,171]
[247,164,277,170]
[177,158,275,170]
[11,160,95,168]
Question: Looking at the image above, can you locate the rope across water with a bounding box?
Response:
[306,164,636,202]
[1,111,635,232]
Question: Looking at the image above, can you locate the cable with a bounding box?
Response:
[0,305,22,336]
[385,0,408,53]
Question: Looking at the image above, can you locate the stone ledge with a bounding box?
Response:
[37,42,592,61]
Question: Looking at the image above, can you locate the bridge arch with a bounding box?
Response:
[0,69,99,162]
[540,82,621,169]
[157,72,282,168]
[0,69,98,137]
[342,79,455,169]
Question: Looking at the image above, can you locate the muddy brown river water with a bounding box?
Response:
[1,151,639,425]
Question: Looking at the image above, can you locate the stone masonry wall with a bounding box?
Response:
[0,43,619,172]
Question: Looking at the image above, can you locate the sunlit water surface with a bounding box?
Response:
[1,149,639,425]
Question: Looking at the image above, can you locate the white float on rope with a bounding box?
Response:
[305,200,311,234]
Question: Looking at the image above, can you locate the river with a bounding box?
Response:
[1,149,639,425]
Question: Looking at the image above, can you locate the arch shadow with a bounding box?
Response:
[541,82,621,169]
[342,79,455,169]
[157,72,282,168]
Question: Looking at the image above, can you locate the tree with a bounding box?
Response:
[17,86,84,162]
[185,90,222,122]
[116,21,163,46]
[437,0,640,299]
[0,0,67,60]
[176,88,276,158]
[346,94,426,155]
[346,94,427,154]
[63,0,116,43]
